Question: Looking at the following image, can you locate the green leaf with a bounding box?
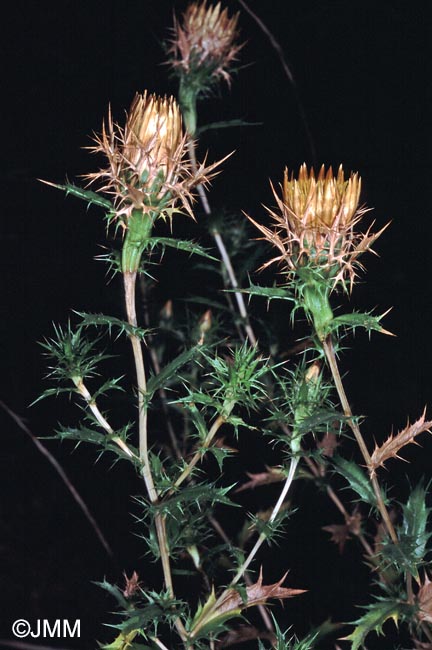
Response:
[328,310,392,337]
[44,180,114,211]
[95,579,129,609]
[400,483,431,578]
[343,598,410,650]
[235,282,295,302]
[332,456,387,508]
[146,345,203,400]
[76,312,151,340]
[145,236,217,260]
[158,483,238,514]
[57,424,139,461]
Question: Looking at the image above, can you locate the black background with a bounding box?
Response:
[1,1,431,647]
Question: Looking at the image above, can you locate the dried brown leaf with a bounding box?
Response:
[123,571,141,598]
[317,432,339,458]
[235,467,285,493]
[323,512,362,553]
[370,410,432,474]
[217,569,306,616]
[417,575,432,624]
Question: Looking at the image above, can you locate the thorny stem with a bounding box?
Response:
[322,335,398,545]
[123,271,188,643]
[186,140,257,346]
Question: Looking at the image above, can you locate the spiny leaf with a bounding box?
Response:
[145,236,217,260]
[341,598,411,650]
[236,282,295,303]
[157,483,238,514]
[95,579,129,609]
[76,312,151,340]
[328,309,394,337]
[235,467,285,493]
[146,345,203,400]
[41,180,114,210]
[332,456,387,508]
[190,569,305,639]
[400,482,431,579]
[370,410,432,474]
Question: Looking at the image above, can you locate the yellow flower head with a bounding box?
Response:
[86,91,219,225]
[250,164,385,289]
[168,1,241,85]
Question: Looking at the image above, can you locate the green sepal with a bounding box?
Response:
[122,209,155,273]
[302,282,334,340]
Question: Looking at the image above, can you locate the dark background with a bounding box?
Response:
[1,0,431,647]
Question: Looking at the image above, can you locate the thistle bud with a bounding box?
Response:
[168,2,241,87]
[249,163,383,292]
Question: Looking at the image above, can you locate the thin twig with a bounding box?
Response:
[0,399,113,556]
[236,0,317,165]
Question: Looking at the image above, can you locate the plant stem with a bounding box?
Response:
[186,140,257,346]
[74,378,136,460]
[170,401,236,494]
[322,335,398,544]
[229,456,299,588]
[123,271,188,643]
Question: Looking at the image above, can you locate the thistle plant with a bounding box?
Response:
[36,3,432,650]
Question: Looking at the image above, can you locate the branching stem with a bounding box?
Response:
[74,378,136,460]
[171,402,235,493]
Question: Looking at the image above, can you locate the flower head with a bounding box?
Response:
[86,91,217,225]
[250,164,384,289]
[168,1,241,87]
